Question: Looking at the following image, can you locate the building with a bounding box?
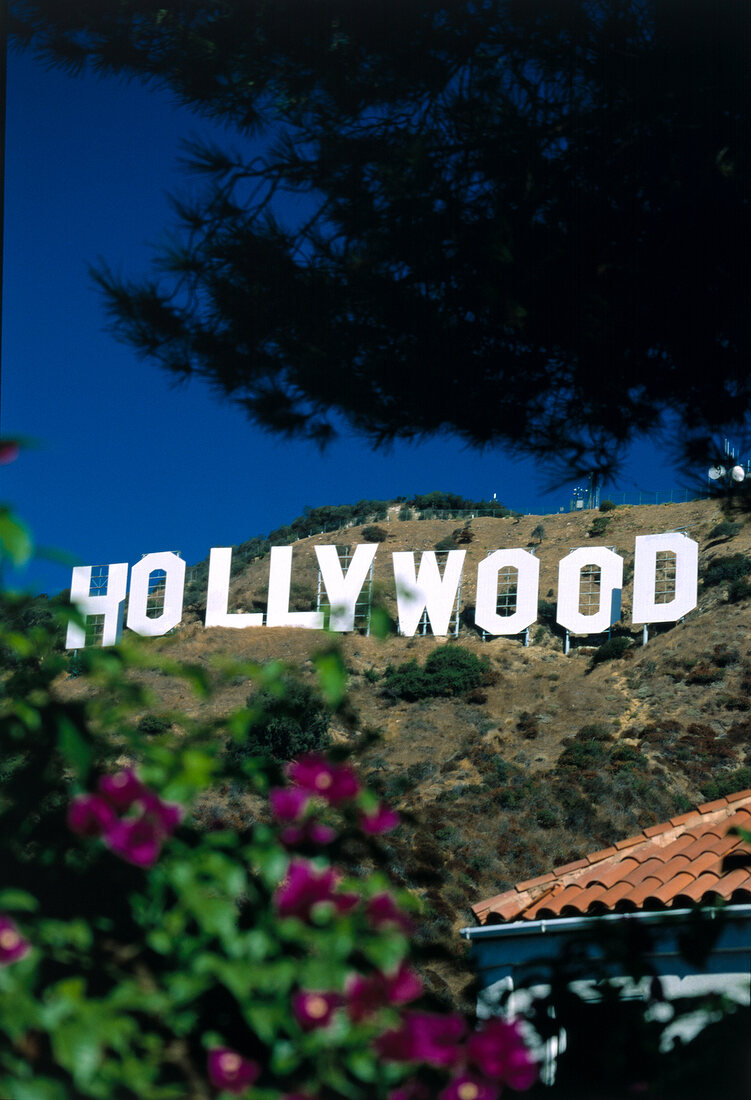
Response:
[463,791,751,1096]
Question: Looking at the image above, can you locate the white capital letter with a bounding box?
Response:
[127,552,185,637]
[392,550,465,636]
[632,533,698,624]
[266,546,324,629]
[315,544,377,632]
[557,547,623,634]
[66,563,128,648]
[205,548,263,628]
[475,549,539,635]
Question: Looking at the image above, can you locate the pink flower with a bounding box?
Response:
[67,794,117,837]
[0,916,30,965]
[280,821,337,847]
[139,790,184,834]
[207,1047,260,1094]
[274,859,357,920]
[439,1074,500,1100]
[286,755,360,805]
[366,892,412,932]
[97,768,146,811]
[346,962,422,1022]
[467,1019,537,1090]
[105,817,164,867]
[270,787,311,822]
[0,441,20,465]
[70,770,184,868]
[377,1012,466,1067]
[360,803,400,835]
[386,961,423,1005]
[292,990,341,1030]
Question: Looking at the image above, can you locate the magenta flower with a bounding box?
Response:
[67,794,117,837]
[385,961,423,1006]
[359,803,401,835]
[366,892,412,932]
[346,962,422,1021]
[467,1019,537,1090]
[139,790,184,834]
[105,817,164,868]
[377,1012,466,1067]
[292,989,341,1031]
[286,755,360,805]
[280,821,337,848]
[438,1074,500,1100]
[97,768,146,811]
[345,972,388,1022]
[270,787,311,822]
[69,770,183,868]
[207,1047,260,1094]
[274,859,357,920]
[0,916,31,965]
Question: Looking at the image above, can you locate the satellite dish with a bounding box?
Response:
[708,465,726,480]
[731,465,746,482]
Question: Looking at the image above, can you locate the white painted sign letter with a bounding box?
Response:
[632,533,698,624]
[315,544,377,632]
[392,550,465,636]
[127,552,186,637]
[475,549,540,635]
[266,546,324,629]
[205,548,264,628]
[557,547,623,635]
[66,563,128,648]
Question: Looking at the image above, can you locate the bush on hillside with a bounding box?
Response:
[709,519,742,539]
[239,678,331,760]
[702,553,751,588]
[599,499,617,512]
[591,636,631,664]
[361,524,388,542]
[588,515,611,537]
[382,645,489,701]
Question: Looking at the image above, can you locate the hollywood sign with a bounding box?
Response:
[65,532,698,649]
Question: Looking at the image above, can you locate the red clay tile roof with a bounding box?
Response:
[472,790,751,925]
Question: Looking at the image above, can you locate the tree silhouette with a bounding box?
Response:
[11,1,751,478]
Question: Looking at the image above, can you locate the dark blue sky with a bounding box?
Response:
[2,47,678,596]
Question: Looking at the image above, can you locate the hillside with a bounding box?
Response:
[62,495,751,1003]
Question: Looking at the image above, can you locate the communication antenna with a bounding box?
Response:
[707,438,747,488]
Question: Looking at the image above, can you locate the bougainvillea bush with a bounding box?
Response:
[0,505,537,1099]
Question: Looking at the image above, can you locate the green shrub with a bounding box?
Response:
[591,636,631,664]
[239,678,331,760]
[577,722,614,742]
[701,766,751,801]
[599,499,617,512]
[382,646,489,701]
[728,577,751,603]
[136,714,173,735]
[422,646,489,696]
[588,515,611,537]
[434,535,457,551]
[361,524,388,542]
[702,553,751,588]
[708,519,742,539]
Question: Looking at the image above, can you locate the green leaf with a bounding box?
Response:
[0,508,33,566]
[0,889,38,913]
[314,647,348,706]
[5,1079,70,1100]
[56,716,93,781]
